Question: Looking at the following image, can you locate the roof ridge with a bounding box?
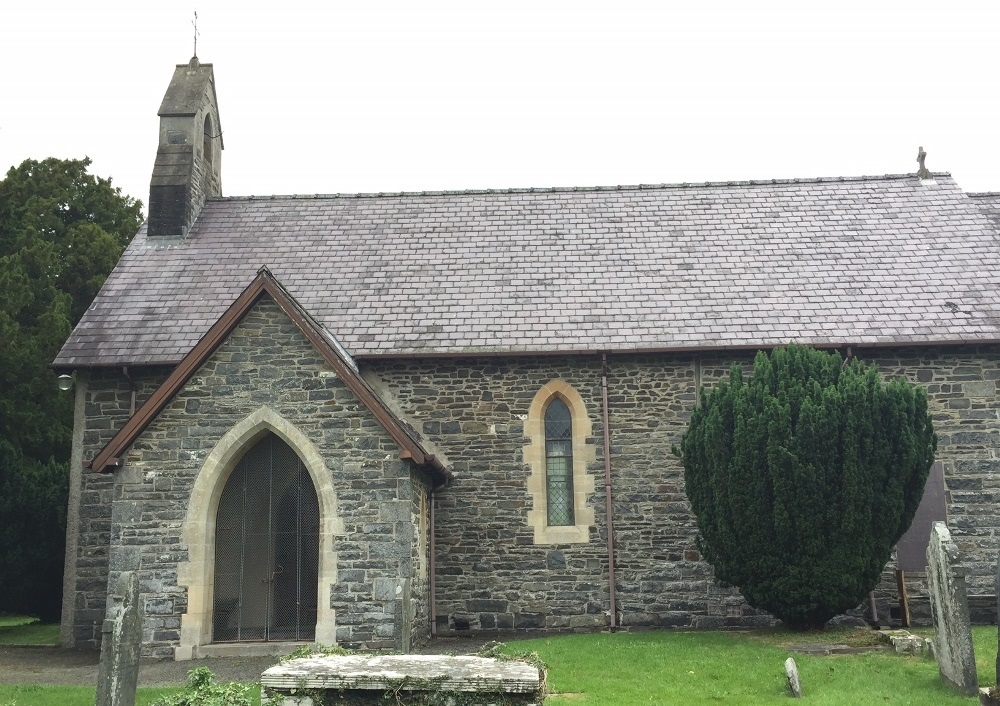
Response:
[213,172,951,202]
[967,191,1000,198]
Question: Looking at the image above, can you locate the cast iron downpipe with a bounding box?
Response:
[601,353,618,630]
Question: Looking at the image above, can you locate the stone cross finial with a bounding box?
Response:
[917,146,932,180]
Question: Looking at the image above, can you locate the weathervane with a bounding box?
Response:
[192,10,200,60]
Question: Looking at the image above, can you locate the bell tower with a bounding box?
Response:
[147,57,224,237]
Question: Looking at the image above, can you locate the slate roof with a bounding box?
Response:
[55,172,1000,368]
[969,192,1000,232]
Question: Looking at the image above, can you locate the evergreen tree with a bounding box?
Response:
[0,157,141,619]
[0,441,68,622]
[675,345,936,629]
[0,157,141,462]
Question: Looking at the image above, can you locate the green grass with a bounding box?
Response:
[0,685,190,706]
[0,684,263,706]
[502,626,998,704]
[0,615,38,628]
[0,627,994,704]
[0,616,59,646]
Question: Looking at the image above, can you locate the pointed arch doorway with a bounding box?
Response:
[212,432,319,643]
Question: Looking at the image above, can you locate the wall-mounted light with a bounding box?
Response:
[57,374,74,392]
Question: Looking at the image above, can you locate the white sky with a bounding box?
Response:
[3,1,1000,213]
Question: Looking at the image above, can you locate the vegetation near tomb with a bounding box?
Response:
[149,668,254,706]
[0,157,142,620]
[674,344,937,630]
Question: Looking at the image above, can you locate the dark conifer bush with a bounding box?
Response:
[675,345,936,629]
[0,441,68,621]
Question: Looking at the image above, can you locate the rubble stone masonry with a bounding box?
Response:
[66,338,1000,652]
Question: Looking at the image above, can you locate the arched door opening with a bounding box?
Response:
[212,432,319,642]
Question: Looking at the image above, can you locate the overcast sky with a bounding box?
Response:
[3,1,999,212]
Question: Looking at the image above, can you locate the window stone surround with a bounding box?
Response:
[524,379,597,545]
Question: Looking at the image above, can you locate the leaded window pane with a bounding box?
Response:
[544,398,574,526]
[545,440,572,460]
[545,400,572,438]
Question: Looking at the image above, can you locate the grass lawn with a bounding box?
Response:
[0,616,59,647]
[501,626,999,704]
[0,685,193,706]
[0,627,994,704]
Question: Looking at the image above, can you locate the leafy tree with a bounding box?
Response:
[0,157,142,462]
[675,345,936,629]
[0,157,142,619]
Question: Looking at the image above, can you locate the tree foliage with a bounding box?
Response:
[0,157,141,619]
[0,441,69,621]
[675,345,936,629]
[0,157,142,462]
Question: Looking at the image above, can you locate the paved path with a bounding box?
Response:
[0,637,497,687]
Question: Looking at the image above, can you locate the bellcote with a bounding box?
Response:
[148,57,224,237]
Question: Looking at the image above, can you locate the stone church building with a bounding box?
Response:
[55,59,1000,659]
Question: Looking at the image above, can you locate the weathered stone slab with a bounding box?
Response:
[875,629,934,656]
[927,522,978,695]
[784,657,802,698]
[261,654,543,705]
[95,571,141,706]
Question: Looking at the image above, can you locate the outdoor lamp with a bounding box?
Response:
[57,374,74,392]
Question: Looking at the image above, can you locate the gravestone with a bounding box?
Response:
[261,654,544,705]
[95,571,142,706]
[926,522,978,696]
[784,657,802,698]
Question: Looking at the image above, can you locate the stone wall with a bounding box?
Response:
[370,356,611,633]
[371,346,1000,634]
[66,339,1000,652]
[869,347,1000,624]
[64,366,171,648]
[883,348,1000,596]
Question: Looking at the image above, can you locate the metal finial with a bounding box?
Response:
[917,146,932,180]
[192,10,200,59]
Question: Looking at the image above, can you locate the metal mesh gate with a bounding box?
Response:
[213,433,320,643]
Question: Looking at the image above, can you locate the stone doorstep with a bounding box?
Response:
[196,641,311,659]
[261,654,542,693]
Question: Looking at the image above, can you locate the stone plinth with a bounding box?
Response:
[261,654,544,705]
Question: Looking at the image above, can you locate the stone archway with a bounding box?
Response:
[176,406,341,659]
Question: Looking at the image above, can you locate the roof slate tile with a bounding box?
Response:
[54,174,1000,367]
